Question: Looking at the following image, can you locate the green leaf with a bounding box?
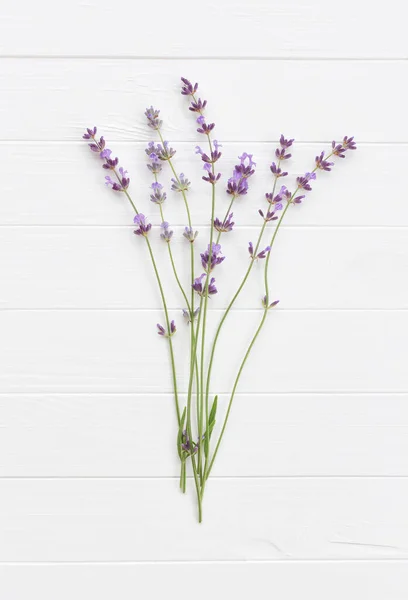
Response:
[209,395,218,426]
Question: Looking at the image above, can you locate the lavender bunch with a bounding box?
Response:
[82,79,356,522]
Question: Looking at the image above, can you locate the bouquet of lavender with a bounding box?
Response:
[83,77,356,522]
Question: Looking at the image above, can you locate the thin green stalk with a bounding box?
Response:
[205,201,290,479]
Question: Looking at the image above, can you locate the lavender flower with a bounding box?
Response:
[197,122,215,135]
[189,98,207,112]
[226,153,256,198]
[196,146,222,164]
[192,273,217,297]
[226,175,248,197]
[181,430,198,455]
[182,307,200,324]
[315,151,334,172]
[157,320,176,337]
[181,77,198,96]
[270,162,288,178]
[83,126,97,140]
[183,226,199,242]
[234,153,256,178]
[133,213,152,237]
[258,208,278,222]
[265,185,288,207]
[105,167,130,192]
[147,161,162,174]
[332,136,357,157]
[248,242,271,260]
[171,173,191,193]
[262,296,280,309]
[102,151,119,170]
[150,182,167,204]
[160,221,173,242]
[201,242,225,271]
[145,140,176,161]
[145,106,163,131]
[202,163,221,184]
[296,172,316,191]
[214,212,235,233]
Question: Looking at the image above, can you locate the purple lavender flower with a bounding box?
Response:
[150,182,167,204]
[270,162,288,178]
[147,161,162,174]
[145,140,176,161]
[181,77,198,96]
[234,153,256,178]
[202,163,221,185]
[279,134,294,149]
[292,195,305,204]
[248,242,271,260]
[199,149,222,164]
[102,151,119,170]
[160,221,173,242]
[105,166,130,192]
[183,226,199,242]
[214,212,235,233]
[83,126,97,140]
[332,136,357,158]
[158,140,176,160]
[196,115,205,125]
[265,185,288,206]
[315,151,334,172]
[197,122,215,135]
[157,320,176,337]
[157,323,166,336]
[201,242,225,271]
[296,172,316,191]
[226,175,248,197]
[133,213,152,237]
[262,296,280,309]
[189,98,207,112]
[171,173,191,193]
[145,106,163,131]
[181,430,198,455]
[192,273,217,297]
[258,208,278,222]
[274,134,294,161]
[182,306,200,324]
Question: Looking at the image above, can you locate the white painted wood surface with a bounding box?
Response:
[1,0,408,597]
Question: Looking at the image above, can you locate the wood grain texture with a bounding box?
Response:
[0,0,407,58]
[1,394,407,477]
[1,60,407,142]
[1,562,407,600]
[1,142,406,227]
[1,226,407,309]
[0,310,406,394]
[1,478,407,561]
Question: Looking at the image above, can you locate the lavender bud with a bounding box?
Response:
[133,213,152,237]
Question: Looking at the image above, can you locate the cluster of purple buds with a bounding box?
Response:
[105,167,129,192]
[181,429,198,455]
[275,134,294,160]
[145,106,162,131]
[150,182,166,204]
[315,152,334,172]
[201,242,225,271]
[83,127,131,192]
[182,307,200,324]
[145,141,176,162]
[226,153,256,198]
[258,208,278,222]
[270,162,288,178]
[332,136,357,157]
[195,142,222,164]
[171,173,191,193]
[133,214,152,237]
[296,172,316,191]
[248,242,271,260]
[160,221,173,242]
[203,164,221,185]
[157,320,176,337]
[192,273,217,297]
[214,212,234,233]
[181,77,198,96]
[265,185,288,209]
[197,121,215,135]
[262,296,280,309]
[183,226,199,243]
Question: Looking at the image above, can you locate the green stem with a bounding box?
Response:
[205,202,290,479]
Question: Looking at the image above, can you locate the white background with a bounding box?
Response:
[1,1,408,598]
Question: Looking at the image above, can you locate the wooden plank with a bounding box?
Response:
[1,393,407,477]
[0,60,406,142]
[1,562,407,600]
[0,142,404,227]
[0,0,406,58]
[0,310,406,394]
[1,226,406,310]
[0,478,407,561]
